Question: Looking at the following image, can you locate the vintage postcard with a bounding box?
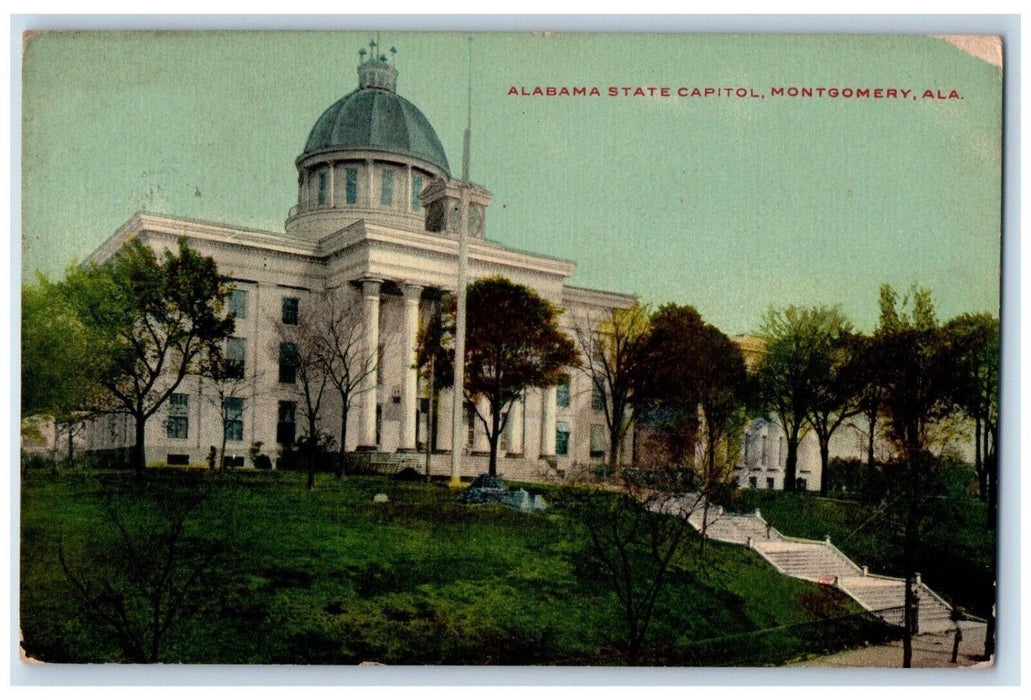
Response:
[19,30,1003,670]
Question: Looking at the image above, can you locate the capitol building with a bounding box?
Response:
[73,44,861,489]
[83,46,637,481]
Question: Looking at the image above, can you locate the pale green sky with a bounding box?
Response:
[21,31,1002,334]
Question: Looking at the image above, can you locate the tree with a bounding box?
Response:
[420,277,578,476]
[557,480,692,664]
[872,283,956,667]
[942,313,999,508]
[805,331,864,495]
[573,303,650,473]
[57,477,238,662]
[754,305,853,492]
[310,289,377,471]
[199,344,264,473]
[59,238,235,475]
[636,304,749,547]
[22,274,100,467]
[275,301,332,490]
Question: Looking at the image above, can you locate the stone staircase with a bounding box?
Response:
[654,493,957,635]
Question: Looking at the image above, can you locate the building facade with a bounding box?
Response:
[83,48,635,481]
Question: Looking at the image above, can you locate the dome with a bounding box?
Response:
[303,54,450,176]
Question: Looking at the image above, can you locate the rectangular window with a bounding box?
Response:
[590,424,606,459]
[380,170,394,205]
[277,401,296,446]
[761,434,768,467]
[167,454,190,465]
[282,297,299,325]
[749,476,758,489]
[465,402,475,448]
[556,375,571,408]
[556,420,571,456]
[224,397,244,442]
[279,342,297,384]
[166,393,189,439]
[767,477,775,490]
[229,289,247,319]
[226,337,246,378]
[317,170,327,205]
[411,175,423,211]
[591,384,605,411]
[345,168,358,204]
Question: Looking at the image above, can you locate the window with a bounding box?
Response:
[277,401,296,446]
[167,454,190,465]
[556,420,570,456]
[279,342,297,383]
[590,424,606,459]
[380,170,394,205]
[778,436,784,467]
[345,168,358,204]
[229,289,247,319]
[591,383,604,411]
[749,476,758,489]
[465,402,475,447]
[796,478,808,491]
[166,393,189,439]
[761,434,768,467]
[766,477,775,490]
[411,175,423,211]
[226,337,246,378]
[223,397,244,442]
[498,411,510,453]
[556,375,571,407]
[317,170,327,205]
[282,297,299,325]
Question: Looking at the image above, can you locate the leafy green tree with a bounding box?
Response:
[420,276,578,476]
[872,283,957,667]
[941,313,999,507]
[636,304,749,545]
[22,274,100,466]
[59,238,235,475]
[753,305,853,492]
[573,302,651,473]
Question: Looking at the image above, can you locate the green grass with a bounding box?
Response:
[21,469,892,665]
[728,479,995,617]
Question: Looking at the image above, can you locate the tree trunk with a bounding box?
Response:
[131,415,147,476]
[866,412,877,469]
[67,425,75,468]
[974,416,986,501]
[609,427,622,475]
[784,434,799,492]
[488,406,500,477]
[818,435,830,496]
[336,400,349,478]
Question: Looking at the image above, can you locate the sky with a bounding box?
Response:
[20,31,1002,335]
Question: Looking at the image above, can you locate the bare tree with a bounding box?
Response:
[312,288,377,473]
[57,479,236,662]
[199,345,266,471]
[558,471,695,665]
[275,303,331,490]
[573,303,650,473]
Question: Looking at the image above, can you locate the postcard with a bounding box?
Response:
[18,30,1002,670]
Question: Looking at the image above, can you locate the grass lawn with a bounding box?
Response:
[729,479,995,617]
[21,468,893,665]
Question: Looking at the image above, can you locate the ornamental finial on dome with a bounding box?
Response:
[357,39,398,93]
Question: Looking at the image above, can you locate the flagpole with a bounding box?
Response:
[450,37,473,487]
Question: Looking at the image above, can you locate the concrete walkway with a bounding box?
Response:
[791,622,992,668]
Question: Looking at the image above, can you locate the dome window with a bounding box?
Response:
[345,168,358,205]
[381,170,394,206]
[317,171,327,206]
[411,175,423,212]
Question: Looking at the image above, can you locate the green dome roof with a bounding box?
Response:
[303,87,451,176]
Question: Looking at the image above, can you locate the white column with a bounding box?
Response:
[473,397,490,454]
[328,160,335,206]
[438,388,454,453]
[540,386,557,457]
[357,278,381,450]
[398,283,422,452]
[507,396,524,455]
